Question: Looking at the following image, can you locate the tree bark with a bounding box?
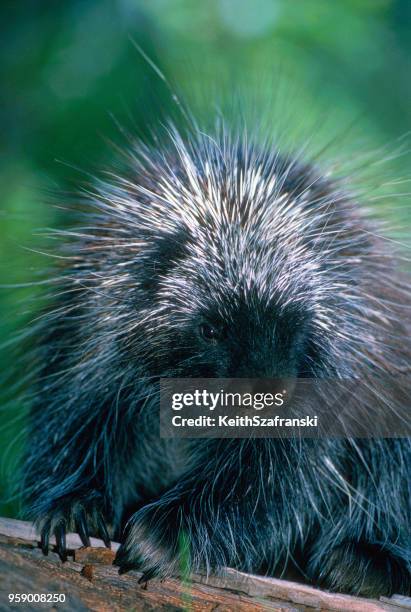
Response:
[0,518,408,611]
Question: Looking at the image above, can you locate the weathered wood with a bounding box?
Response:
[0,518,407,611]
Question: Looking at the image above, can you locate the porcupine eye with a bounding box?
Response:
[199,322,224,343]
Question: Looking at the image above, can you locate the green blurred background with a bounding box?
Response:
[1,0,410,518]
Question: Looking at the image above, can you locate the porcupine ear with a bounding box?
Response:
[138,225,191,294]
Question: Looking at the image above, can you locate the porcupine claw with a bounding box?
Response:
[54,521,67,562]
[40,520,50,556]
[138,568,157,584]
[113,543,143,574]
[96,513,111,548]
[75,506,91,548]
[38,492,111,559]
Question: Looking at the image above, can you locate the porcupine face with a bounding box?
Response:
[144,230,315,381]
[123,139,354,382]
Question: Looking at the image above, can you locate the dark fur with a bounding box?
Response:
[22,129,411,596]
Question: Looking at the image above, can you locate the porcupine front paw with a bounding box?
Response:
[307,540,411,597]
[38,491,111,561]
[114,497,192,582]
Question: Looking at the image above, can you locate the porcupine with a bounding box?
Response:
[21,123,411,597]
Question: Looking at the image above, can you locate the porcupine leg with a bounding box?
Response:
[23,402,113,561]
[114,438,295,580]
[306,439,411,597]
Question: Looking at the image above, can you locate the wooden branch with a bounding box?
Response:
[0,517,409,611]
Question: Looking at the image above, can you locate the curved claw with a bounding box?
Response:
[138,567,157,583]
[40,521,51,556]
[37,493,110,561]
[112,546,123,567]
[118,564,134,575]
[114,544,142,575]
[97,513,111,548]
[75,507,91,548]
[113,545,129,570]
[54,521,67,562]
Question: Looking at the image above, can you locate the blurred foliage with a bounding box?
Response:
[1,0,410,517]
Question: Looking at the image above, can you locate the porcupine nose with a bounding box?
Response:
[226,377,296,400]
[249,378,295,398]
